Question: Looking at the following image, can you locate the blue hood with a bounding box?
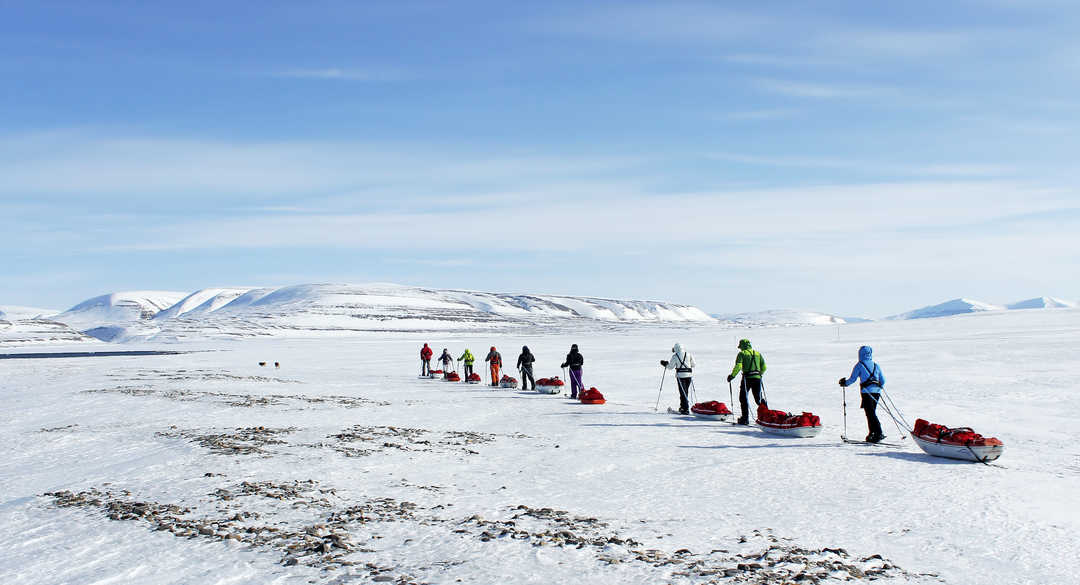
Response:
[859,346,873,362]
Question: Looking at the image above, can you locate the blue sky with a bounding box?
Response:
[2,1,1078,316]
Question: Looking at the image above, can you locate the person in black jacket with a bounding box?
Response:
[559,343,584,399]
[516,346,536,391]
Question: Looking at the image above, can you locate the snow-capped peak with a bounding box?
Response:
[1006,296,1077,310]
[886,298,1005,320]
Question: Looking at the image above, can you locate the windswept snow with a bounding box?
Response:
[886,298,1005,320]
[2,309,1078,585]
[1006,296,1076,310]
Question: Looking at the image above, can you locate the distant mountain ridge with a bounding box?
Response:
[887,296,1077,320]
[712,309,852,327]
[39,283,716,341]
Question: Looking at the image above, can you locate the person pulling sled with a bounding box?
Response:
[420,343,433,375]
[437,348,454,378]
[660,342,695,414]
[560,344,584,399]
[727,339,768,425]
[459,348,475,379]
[485,346,502,387]
[517,346,536,391]
[839,346,886,443]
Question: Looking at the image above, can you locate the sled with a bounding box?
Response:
[690,401,733,421]
[465,372,483,385]
[755,404,822,438]
[579,387,605,405]
[911,419,1004,463]
[499,375,519,389]
[444,372,461,382]
[535,376,565,394]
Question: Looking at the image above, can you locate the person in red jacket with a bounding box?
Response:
[420,343,433,375]
[484,346,502,387]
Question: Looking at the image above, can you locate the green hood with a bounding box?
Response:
[738,339,752,350]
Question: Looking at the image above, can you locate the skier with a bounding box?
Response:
[660,342,695,415]
[458,348,475,380]
[839,345,886,443]
[726,339,768,425]
[559,344,584,399]
[485,346,502,387]
[420,343,433,375]
[438,348,454,378]
[516,345,536,391]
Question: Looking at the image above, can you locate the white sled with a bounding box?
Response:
[535,385,562,394]
[912,435,1004,463]
[499,381,518,389]
[755,421,823,438]
[690,402,733,421]
[694,411,732,421]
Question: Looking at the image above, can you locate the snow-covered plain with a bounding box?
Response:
[2,309,1077,585]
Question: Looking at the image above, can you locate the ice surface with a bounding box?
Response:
[2,308,1077,584]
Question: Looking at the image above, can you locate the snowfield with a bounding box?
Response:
[1,308,1077,584]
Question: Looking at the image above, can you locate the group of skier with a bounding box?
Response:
[661,339,887,442]
[421,339,888,443]
[419,343,589,398]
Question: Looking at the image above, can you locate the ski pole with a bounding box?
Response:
[841,385,848,441]
[653,366,667,411]
[728,379,735,415]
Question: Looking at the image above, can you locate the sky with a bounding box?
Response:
[2,0,1079,317]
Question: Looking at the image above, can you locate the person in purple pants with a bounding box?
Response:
[560,343,584,399]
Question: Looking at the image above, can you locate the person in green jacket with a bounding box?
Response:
[459,348,475,379]
[726,339,768,425]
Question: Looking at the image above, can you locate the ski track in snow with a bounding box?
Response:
[2,309,1078,584]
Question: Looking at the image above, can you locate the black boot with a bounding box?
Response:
[737,416,749,425]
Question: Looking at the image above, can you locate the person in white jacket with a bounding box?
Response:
[660,342,695,414]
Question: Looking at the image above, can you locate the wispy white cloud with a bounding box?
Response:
[0,132,647,200]
[706,152,1015,177]
[272,67,412,81]
[752,78,889,99]
[535,3,770,44]
[717,108,799,121]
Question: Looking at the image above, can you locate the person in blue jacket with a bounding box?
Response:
[839,345,886,443]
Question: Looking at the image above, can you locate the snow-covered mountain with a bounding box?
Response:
[47,284,715,341]
[1006,296,1076,310]
[51,291,189,330]
[886,298,1004,320]
[712,309,853,327]
[0,318,100,346]
[0,305,57,321]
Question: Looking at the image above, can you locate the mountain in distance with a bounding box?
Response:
[886,298,1004,320]
[1006,296,1076,310]
[887,296,1078,320]
[712,309,857,327]
[0,305,57,321]
[38,283,716,342]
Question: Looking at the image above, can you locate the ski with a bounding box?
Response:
[842,437,902,448]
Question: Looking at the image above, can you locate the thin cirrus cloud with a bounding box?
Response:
[271,67,414,82]
[706,152,1015,177]
[752,78,890,100]
[87,180,1065,254]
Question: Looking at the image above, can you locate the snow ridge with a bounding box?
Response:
[712,309,850,327]
[47,284,715,341]
[1005,296,1076,310]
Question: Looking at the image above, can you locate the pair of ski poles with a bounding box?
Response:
[653,364,700,412]
[841,385,910,440]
